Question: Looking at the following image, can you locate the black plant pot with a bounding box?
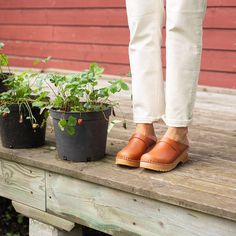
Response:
[50,106,112,162]
[0,73,13,93]
[0,104,47,148]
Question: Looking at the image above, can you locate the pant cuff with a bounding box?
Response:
[133,116,162,124]
[161,115,193,127]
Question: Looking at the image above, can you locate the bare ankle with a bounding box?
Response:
[135,123,156,136]
[164,127,189,144]
[167,127,188,135]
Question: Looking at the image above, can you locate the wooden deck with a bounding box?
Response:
[0,79,236,236]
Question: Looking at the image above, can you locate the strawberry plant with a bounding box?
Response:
[0,42,13,93]
[46,63,129,135]
[0,42,9,75]
[0,69,49,129]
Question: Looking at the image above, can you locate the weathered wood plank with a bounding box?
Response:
[0,159,45,210]
[1,34,236,73]
[46,173,236,236]
[0,85,235,222]
[108,127,236,162]
[106,138,236,185]
[4,56,236,88]
[12,201,75,232]
[117,92,236,116]
[6,56,131,77]
[0,136,235,221]
[0,0,126,9]
[0,7,235,29]
[0,0,235,9]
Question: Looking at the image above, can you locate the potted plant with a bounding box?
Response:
[0,42,13,93]
[45,63,129,162]
[0,69,49,148]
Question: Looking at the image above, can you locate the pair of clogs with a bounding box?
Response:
[115,132,189,171]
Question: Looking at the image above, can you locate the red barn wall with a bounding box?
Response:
[0,0,235,88]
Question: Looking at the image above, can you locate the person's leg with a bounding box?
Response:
[115,0,165,167]
[140,0,207,171]
[162,0,207,143]
[126,0,165,135]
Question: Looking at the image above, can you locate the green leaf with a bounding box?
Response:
[53,96,64,108]
[110,86,117,94]
[67,116,77,126]
[0,106,9,115]
[97,88,109,97]
[58,119,67,131]
[67,126,75,136]
[120,80,129,90]
[89,62,104,75]
[32,101,45,108]
[0,54,8,66]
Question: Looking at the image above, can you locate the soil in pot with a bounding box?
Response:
[50,106,112,162]
[0,104,47,148]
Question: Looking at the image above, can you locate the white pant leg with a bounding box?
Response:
[125,0,165,123]
[162,0,207,127]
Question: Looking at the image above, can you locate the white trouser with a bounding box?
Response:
[126,0,207,127]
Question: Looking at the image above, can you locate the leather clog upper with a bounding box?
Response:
[116,132,157,162]
[140,136,189,164]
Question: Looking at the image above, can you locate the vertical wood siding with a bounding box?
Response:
[0,0,235,88]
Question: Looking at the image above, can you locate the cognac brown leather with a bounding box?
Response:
[115,132,157,167]
[140,136,189,165]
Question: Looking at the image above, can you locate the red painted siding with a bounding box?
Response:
[0,0,235,88]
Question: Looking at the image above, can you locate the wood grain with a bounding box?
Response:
[0,0,235,9]
[13,201,75,232]
[0,8,235,29]
[0,159,46,210]
[4,56,236,88]
[0,81,235,222]
[2,40,236,70]
[46,172,236,236]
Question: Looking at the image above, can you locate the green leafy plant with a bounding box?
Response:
[0,197,28,236]
[0,68,50,128]
[0,42,10,74]
[33,56,52,73]
[45,63,129,135]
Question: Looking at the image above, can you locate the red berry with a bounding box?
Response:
[2,112,8,118]
[77,118,84,126]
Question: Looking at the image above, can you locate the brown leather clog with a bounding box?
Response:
[140,136,189,171]
[115,132,157,167]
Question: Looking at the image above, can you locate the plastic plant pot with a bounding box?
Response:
[50,106,112,162]
[0,104,47,149]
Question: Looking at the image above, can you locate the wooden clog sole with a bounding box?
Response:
[140,151,189,172]
[115,143,156,168]
[115,158,140,167]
